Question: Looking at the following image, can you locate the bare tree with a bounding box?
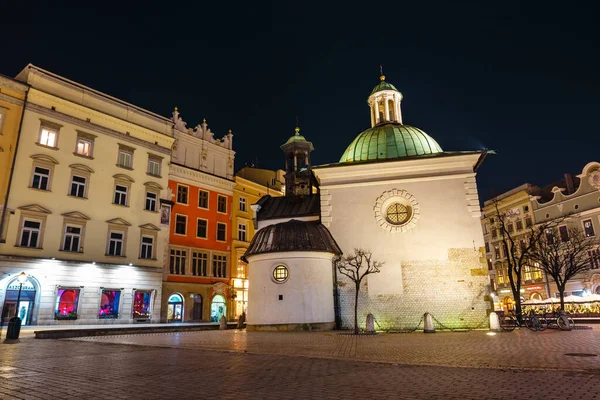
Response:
[529,226,600,309]
[492,199,564,321]
[336,249,383,334]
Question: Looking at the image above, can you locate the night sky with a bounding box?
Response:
[3,2,599,201]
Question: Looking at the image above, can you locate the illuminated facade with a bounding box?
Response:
[0,65,175,325]
[161,109,236,323]
[231,167,284,320]
[481,184,549,311]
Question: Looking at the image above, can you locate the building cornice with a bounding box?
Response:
[0,75,29,92]
[0,92,25,106]
[234,176,282,196]
[26,101,173,155]
[169,164,235,194]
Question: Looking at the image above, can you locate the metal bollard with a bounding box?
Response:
[489,311,501,331]
[365,313,375,334]
[219,315,228,330]
[424,312,435,333]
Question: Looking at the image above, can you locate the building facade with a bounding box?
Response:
[231,167,283,320]
[480,184,549,311]
[162,109,236,323]
[531,163,600,296]
[0,65,175,325]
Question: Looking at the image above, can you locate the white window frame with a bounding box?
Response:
[196,218,208,239]
[140,235,154,259]
[31,166,51,190]
[145,191,158,212]
[147,158,161,177]
[217,195,227,214]
[198,190,209,209]
[75,137,93,157]
[62,224,83,252]
[239,197,247,212]
[238,223,247,242]
[583,219,595,237]
[216,222,227,242]
[176,184,189,205]
[117,148,133,169]
[174,214,187,236]
[114,184,128,206]
[69,175,87,198]
[107,230,125,257]
[19,218,42,248]
[38,126,59,148]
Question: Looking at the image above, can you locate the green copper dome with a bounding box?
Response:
[370,79,399,95]
[339,123,443,163]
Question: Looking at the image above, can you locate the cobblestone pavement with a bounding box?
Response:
[0,328,599,399]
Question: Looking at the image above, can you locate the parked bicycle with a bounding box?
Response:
[540,308,575,331]
[500,310,544,332]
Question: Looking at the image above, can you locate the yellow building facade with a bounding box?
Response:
[0,75,29,239]
[230,167,283,319]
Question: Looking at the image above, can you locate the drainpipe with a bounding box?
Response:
[0,88,29,242]
[333,257,341,329]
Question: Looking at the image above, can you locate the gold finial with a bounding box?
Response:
[174,106,178,111]
[295,126,300,135]
[203,118,206,123]
[379,65,385,81]
[228,129,232,134]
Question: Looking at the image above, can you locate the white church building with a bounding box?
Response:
[244,74,490,331]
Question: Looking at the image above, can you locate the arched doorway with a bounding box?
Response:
[2,275,37,326]
[210,295,226,322]
[530,292,543,301]
[167,293,183,322]
[503,297,515,311]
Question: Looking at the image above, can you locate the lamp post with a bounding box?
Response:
[6,272,28,340]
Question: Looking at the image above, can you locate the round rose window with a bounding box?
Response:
[272,265,289,283]
[385,203,411,225]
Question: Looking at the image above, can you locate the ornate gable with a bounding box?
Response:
[106,218,132,226]
[69,164,95,173]
[139,223,161,231]
[143,181,164,190]
[30,154,59,164]
[113,174,134,183]
[62,211,91,220]
[18,204,52,214]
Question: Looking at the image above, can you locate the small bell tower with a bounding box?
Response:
[280,126,315,197]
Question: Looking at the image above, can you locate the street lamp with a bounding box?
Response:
[6,272,28,340]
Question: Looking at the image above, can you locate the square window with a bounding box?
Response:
[108,231,124,256]
[169,248,187,274]
[218,195,227,213]
[175,215,187,235]
[20,219,41,248]
[114,185,128,206]
[238,223,247,242]
[76,138,93,157]
[217,222,226,242]
[140,235,154,259]
[177,185,188,204]
[145,191,157,212]
[148,158,161,176]
[32,167,50,190]
[584,219,595,237]
[239,197,247,212]
[70,175,87,198]
[63,225,82,252]
[55,288,80,319]
[197,219,207,238]
[99,289,121,319]
[39,127,58,147]
[198,190,209,209]
[117,149,133,169]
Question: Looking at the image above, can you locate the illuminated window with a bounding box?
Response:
[385,203,411,225]
[99,290,121,319]
[496,269,505,285]
[76,138,92,157]
[524,265,532,281]
[494,245,500,259]
[133,290,152,320]
[39,127,58,148]
[273,265,289,283]
[55,288,80,319]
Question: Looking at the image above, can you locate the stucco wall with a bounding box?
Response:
[247,251,335,326]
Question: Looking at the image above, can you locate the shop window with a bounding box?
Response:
[175,214,187,235]
[167,294,183,322]
[216,222,226,242]
[133,290,152,320]
[217,195,227,213]
[55,288,80,320]
[239,197,247,212]
[198,190,209,209]
[212,254,227,278]
[192,251,208,276]
[169,248,187,274]
[177,185,189,204]
[583,219,595,237]
[99,290,121,319]
[196,218,208,239]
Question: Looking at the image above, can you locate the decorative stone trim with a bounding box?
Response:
[320,189,332,227]
[464,177,481,218]
[373,189,419,233]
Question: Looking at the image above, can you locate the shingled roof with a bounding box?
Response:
[242,219,342,261]
[256,194,320,221]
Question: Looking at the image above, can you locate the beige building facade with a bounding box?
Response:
[0,65,175,325]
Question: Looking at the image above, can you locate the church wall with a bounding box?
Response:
[325,176,490,330]
[246,251,335,327]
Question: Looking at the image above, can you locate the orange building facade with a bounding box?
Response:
[161,110,236,322]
